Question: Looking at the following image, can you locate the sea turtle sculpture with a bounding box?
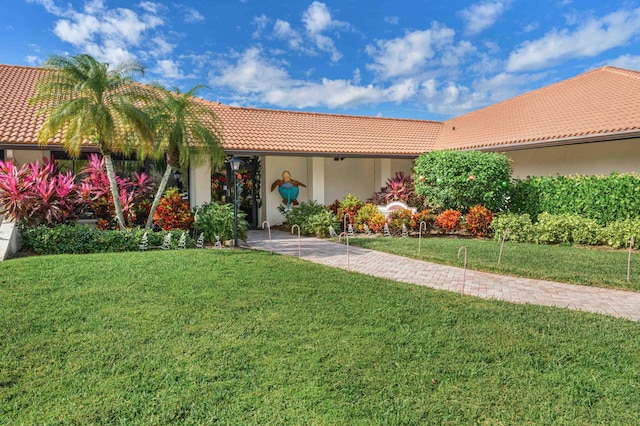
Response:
[271,170,307,210]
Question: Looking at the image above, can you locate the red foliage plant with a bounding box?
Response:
[388,208,413,235]
[465,205,494,237]
[435,209,462,234]
[80,154,155,229]
[0,159,83,226]
[410,209,433,231]
[153,187,193,230]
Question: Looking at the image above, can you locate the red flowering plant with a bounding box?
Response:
[337,194,363,229]
[211,172,227,202]
[79,154,155,229]
[435,209,462,234]
[465,204,494,237]
[153,187,194,230]
[369,171,424,207]
[0,159,83,226]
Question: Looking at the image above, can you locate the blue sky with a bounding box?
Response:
[2,0,640,120]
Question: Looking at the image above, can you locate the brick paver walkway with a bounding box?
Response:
[246,230,640,321]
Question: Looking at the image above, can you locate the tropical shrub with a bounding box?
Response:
[509,173,640,225]
[0,159,83,226]
[465,205,494,237]
[80,153,155,229]
[355,203,380,231]
[388,208,413,235]
[491,213,536,243]
[410,210,434,232]
[414,150,512,212]
[368,212,388,233]
[283,200,326,229]
[194,202,247,243]
[533,213,602,246]
[303,210,340,238]
[435,209,462,234]
[601,219,640,249]
[153,187,193,230]
[370,171,424,207]
[20,225,194,255]
[337,194,364,227]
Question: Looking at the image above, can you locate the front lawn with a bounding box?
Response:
[348,236,640,291]
[1,250,639,424]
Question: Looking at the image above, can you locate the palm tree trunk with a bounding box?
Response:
[145,164,172,230]
[104,154,127,231]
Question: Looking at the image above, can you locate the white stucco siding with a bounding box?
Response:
[506,138,640,178]
[189,159,212,208]
[324,157,376,204]
[391,159,416,177]
[264,156,309,225]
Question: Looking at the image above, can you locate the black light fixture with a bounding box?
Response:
[229,156,243,247]
[173,169,182,183]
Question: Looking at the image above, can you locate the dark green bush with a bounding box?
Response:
[20,224,194,255]
[510,173,640,225]
[414,150,512,212]
[194,202,248,243]
[303,210,339,238]
[283,200,326,228]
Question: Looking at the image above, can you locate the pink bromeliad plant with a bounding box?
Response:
[0,159,83,226]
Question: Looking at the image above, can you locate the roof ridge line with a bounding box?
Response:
[227,105,443,124]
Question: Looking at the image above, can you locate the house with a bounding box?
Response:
[1,64,639,227]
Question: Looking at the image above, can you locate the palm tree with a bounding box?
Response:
[144,84,225,230]
[30,54,154,230]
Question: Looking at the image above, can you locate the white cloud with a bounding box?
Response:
[153,59,193,79]
[459,0,511,35]
[32,0,165,65]
[605,54,640,71]
[301,1,350,62]
[384,16,399,25]
[182,7,205,23]
[209,47,416,109]
[507,7,640,72]
[273,19,304,50]
[366,23,456,78]
[252,14,270,38]
[25,55,40,65]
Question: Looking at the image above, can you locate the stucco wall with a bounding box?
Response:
[324,157,375,204]
[391,158,415,176]
[264,156,309,225]
[506,138,640,178]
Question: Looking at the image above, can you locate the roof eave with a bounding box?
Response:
[472,130,640,152]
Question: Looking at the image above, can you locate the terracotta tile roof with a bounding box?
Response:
[436,66,640,151]
[207,102,442,156]
[0,65,48,146]
[0,64,441,156]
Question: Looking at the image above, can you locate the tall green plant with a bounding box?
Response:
[414,150,512,212]
[30,54,154,230]
[194,202,247,242]
[144,84,225,229]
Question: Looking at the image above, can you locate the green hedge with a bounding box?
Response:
[510,173,640,225]
[414,150,512,212]
[21,225,195,255]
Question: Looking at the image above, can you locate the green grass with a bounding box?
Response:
[348,236,640,291]
[1,250,639,424]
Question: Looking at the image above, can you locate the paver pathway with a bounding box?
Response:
[246,230,640,321]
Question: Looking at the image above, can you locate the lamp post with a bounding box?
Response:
[229,156,243,247]
[173,169,182,192]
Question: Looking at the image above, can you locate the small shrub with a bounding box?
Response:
[465,205,494,237]
[491,213,535,243]
[410,210,434,232]
[284,200,326,229]
[435,209,462,234]
[368,212,388,233]
[337,194,364,227]
[303,210,339,238]
[388,208,413,235]
[194,202,248,243]
[533,213,603,246]
[154,187,194,231]
[355,203,380,231]
[602,219,640,249]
